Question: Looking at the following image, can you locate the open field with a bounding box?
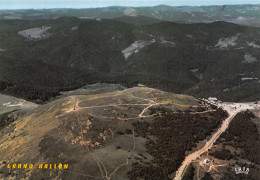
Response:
[0,87,200,179]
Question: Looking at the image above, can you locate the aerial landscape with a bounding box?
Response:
[0,0,259,180]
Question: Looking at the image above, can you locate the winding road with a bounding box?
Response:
[173,101,259,180]
[59,94,259,180]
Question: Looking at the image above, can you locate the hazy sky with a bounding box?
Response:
[0,0,260,9]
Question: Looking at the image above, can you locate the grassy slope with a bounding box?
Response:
[0,87,198,180]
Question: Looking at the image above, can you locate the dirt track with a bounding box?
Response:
[173,101,259,180]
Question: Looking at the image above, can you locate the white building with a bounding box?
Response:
[3,102,11,106]
[208,97,218,101]
[203,158,210,165]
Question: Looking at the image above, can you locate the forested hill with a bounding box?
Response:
[0,16,259,103]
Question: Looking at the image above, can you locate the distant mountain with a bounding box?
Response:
[1,5,260,27]
[0,7,260,179]
[136,5,260,27]
[0,16,259,102]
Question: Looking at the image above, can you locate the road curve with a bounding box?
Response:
[173,101,258,180]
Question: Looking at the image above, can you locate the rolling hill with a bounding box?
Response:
[0,16,259,102]
[0,86,232,180]
[1,5,260,27]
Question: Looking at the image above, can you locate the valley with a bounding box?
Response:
[0,16,259,103]
[0,4,260,180]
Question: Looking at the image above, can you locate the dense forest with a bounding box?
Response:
[213,111,259,164]
[127,108,228,179]
[182,165,195,180]
[0,17,260,102]
[210,111,260,180]
[201,173,214,180]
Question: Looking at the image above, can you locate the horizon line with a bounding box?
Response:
[1,3,260,11]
